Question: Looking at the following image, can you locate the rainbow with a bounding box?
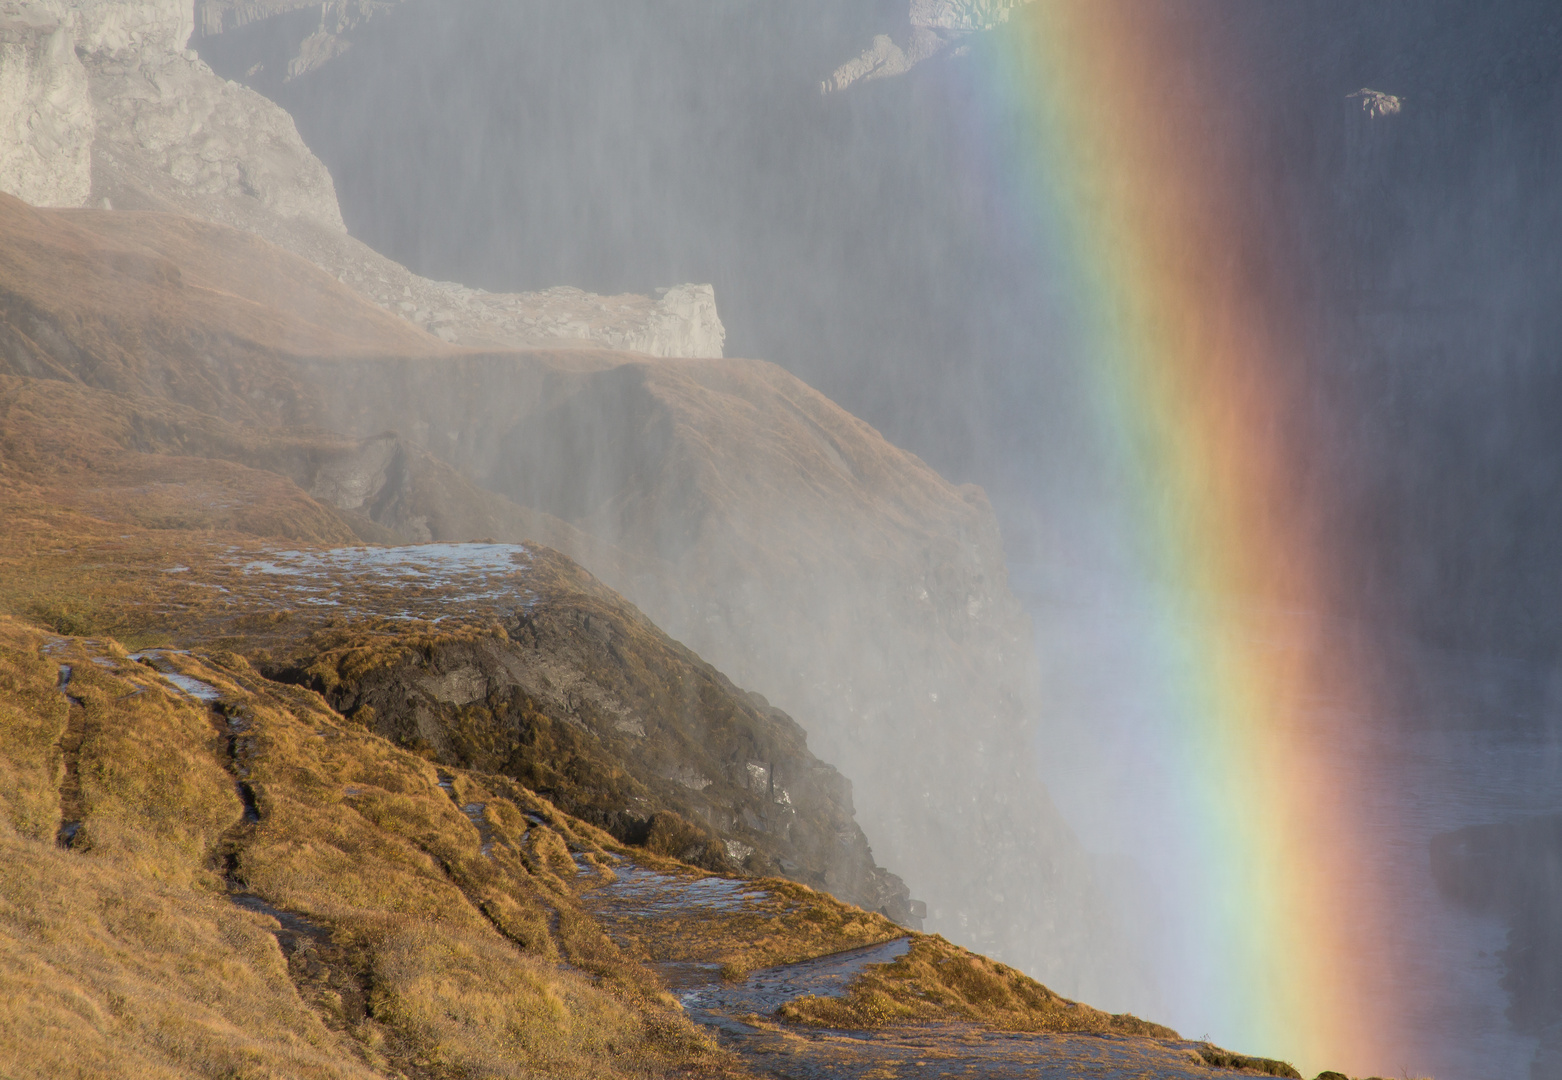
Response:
[981,4,1405,1074]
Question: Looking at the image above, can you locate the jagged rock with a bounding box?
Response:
[910,0,1030,32]
[406,280,725,358]
[87,46,347,232]
[0,7,93,206]
[825,0,1036,93]
[0,0,725,357]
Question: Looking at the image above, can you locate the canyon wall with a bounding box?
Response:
[0,0,725,358]
[0,5,93,206]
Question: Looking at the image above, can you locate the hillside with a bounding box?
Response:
[3,605,1310,1078]
[0,358,1305,1075]
[0,187,1123,992]
[0,4,1367,1071]
[3,0,1106,981]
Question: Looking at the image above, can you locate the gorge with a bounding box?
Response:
[4,2,1559,1079]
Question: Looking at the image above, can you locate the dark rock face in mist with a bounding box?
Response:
[204,0,1562,691]
[1432,815,1562,1075]
[269,564,918,922]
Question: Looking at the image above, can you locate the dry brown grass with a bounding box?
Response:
[0,619,743,1079]
[0,621,68,840]
[776,933,1177,1038]
[185,649,734,1079]
[583,867,905,981]
[0,838,387,1080]
[48,641,241,890]
[0,619,380,1079]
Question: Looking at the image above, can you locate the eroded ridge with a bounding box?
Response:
[53,661,87,848]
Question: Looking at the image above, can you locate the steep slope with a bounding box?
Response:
[0,382,913,918]
[0,618,759,1079]
[0,190,1122,991]
[3,614,1280,1080]
[0,0,726,355]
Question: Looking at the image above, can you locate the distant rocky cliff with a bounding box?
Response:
[0,0,725,358]
[0,5,93,207]
[824,0,1036,92]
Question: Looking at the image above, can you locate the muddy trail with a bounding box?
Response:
[21,634,1268,1080]
[581,865,1240,1080]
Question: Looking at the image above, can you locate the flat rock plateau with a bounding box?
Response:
[0,2,1363,1077]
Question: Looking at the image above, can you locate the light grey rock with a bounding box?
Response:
[825,0,1036,94]
[909,0,1029,32]
[1347,87,1402,118]
[0,8,93,206]
[420,664,488,707]
[87,44,347,232]
[1,0,728,358]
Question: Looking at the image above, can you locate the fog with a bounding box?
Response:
[198,2,1562,1076]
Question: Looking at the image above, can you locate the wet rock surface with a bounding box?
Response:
[242,542,921,925]
[578,852,1236,1080]
[1432,815,1562,1071]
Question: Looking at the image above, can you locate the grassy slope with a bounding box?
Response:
[0,617,1206,1079]
[0,619,736,1079]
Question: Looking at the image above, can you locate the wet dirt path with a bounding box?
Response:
[52,662,87,848]
[581,863,1229,1080]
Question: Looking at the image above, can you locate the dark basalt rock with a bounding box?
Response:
[267,551,920,928]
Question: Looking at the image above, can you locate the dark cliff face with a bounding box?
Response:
[263,551,919,924]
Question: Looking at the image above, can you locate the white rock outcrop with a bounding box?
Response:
[333,273,725,359]
[826,0,1035,94]
[0,0,726,358]
[0,8,92,206]
[59,0,193,56]
[909,0,1028,32]
[1347,88,1402,118]
[89,46,347,232]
